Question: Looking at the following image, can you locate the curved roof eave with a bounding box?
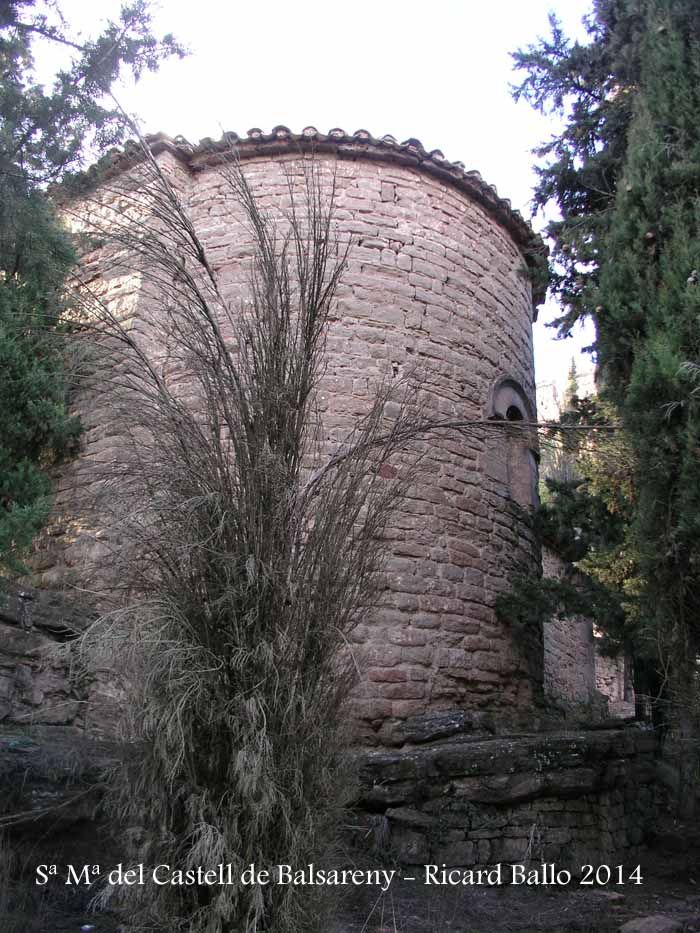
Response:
[73,125,549,311]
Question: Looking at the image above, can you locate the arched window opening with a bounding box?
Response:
[488,377,534,423]
[485,377,538,508]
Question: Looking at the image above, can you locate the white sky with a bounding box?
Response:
[41,0,597,392]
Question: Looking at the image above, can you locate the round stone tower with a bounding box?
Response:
[44,126,547,744]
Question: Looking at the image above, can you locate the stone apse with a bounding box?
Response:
[35,126,553,742]
[3,127,656,869]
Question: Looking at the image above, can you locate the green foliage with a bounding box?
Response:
[496,573,585,630]
[592,1,700,690]
[512,1,639,337]
[499,407,630,656]
[515,1,700,781]
[537,475,622,564]
[496,567,626,655]
[0,174,80,572]
[562,357,579,409]
[0,1,182,574]
[0,1,184,184]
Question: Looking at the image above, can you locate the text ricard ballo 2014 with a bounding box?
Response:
[36,862,644,892]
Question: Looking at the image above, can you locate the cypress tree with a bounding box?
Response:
[0,174,80,573]
[515,0,700,814]
[0,1,182,574]
[600,1,700,814]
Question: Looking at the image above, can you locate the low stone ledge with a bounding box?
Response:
[391,709,495,745]
[0,621,84,726]
[358,728,655,803]
[353,725,658,868]
[0,726,120,830]
[0,584,95,639]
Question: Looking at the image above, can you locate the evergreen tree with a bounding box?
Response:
[0,171,79,572]
[562,357,579,410]
[515,0,700,814]
[512,0,639,337]
[0,1,182,573]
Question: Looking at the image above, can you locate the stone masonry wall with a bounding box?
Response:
[210,152,542,743]
[0,585,126,735]
[354,725,657,870]
[596,647,635,718]
[541,549,598,712]
[542,549,635,719]
[34,131,545,744]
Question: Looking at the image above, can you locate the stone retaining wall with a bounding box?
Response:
[354,723,657,869]
[0,586,122,734]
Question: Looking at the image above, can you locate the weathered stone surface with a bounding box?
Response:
[392,709,493,745]
[353,726,657,869]
[0,130,660,887]
[391,826,430,864]
[0,584,103,730]
[542,548,635,722]
[0,619,87,728]
[385,806,437,829]
[0,726,120,829]
[45,131,545,743]
[542,549,598,712]
[0,584,95,638]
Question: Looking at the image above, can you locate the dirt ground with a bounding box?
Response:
[332,861,700,932]
[330,813,700,933]
[4,814,700,932]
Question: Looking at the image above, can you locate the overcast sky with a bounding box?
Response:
[45,0,597,393]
